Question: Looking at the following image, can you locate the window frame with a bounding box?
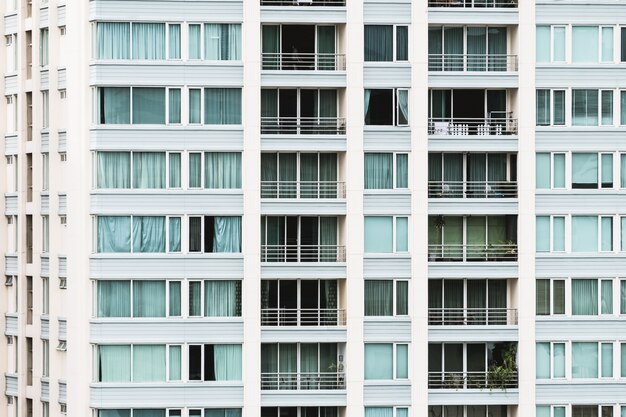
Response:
[536,215,566,253]
[364,24,409,63]
[187,22,242,61]
[364,215,409,254]
[93,150,182,190]
[93,21,183,61]
[364,279,409,317]
[93,214,182,254]
[536,341,567,380]
[364,152,409,190]
[364,342,409,381]
[94,279,183,318]
[536,278,566,316]
[95,343,181,382]
[364,88,409,127]
[536,89,567,126]
[187,279,242,318]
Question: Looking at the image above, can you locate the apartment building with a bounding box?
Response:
[0,0,625,417]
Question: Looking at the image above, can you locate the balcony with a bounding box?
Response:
[428,307,518,326]
[261,0,345,5]
[261,245,346,262]
[428,0,517,8]
[261,308,346,326]
[261,117,346,135]
[428,243,517,262]
[428,370,518,389]
[428,181,517,198]
[428,116,517,136]
[261,372,345,390]
[261,181,346,199]
[262,53,346,71]
[429,54,518,72]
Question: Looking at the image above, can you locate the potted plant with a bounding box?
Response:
[487,343,517,390]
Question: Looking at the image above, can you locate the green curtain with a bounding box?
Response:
[97,281,130,317]
[97,152,130,188]
[262,25,279,70]
[572,279,598,315]
[444,27,463,71]
[466,216,486,259]
[300,344,319,389]
[261,153,278,197]
[133,345,166,382]
[214,217,242,253]
[189,89,202,124]
[214,344,242,381]
[204,280,240,317]
[317,26,336,70]
[601,280,613,314]
[572,216,598,252]
[364,344,392,379]
[205,24,241,60]
[97,216,131,253]
[364,25,393,61]
[98,87,130,124]
[536,279,550,315]
[132,23,165,59]
[572,89,599,126]
[488,27,507,70]
[396,26,408,61]
[279,344,297,388]
[205,152,242,189]
[396,409,408,417]
[169,217,181,252]
[132,88,165,124]
[133,152,165,188]
[622,280,626,314]
[278,153,297,198]
[299,154,318,198]
[467,27,486,71]
[96,22,130,59]
[205,411,242,417]
[396,281,408,315]
[189,153,202,188]
[188,281,202,316]
[364,280,393,316]
[572,26,599,63]
[554,343,565,378]
[536,342,550,378]
[536,216,550,252]
[572,342,598,378]
[443,217,463,259]
[169,89,181,124]
[536,90,550,126]
[444,154,463,196]
[132,216,166,253]
[488,280,507,323]
[188,24,201,59]
[622,343,626,377]
[396,154,408,188]
[320,217,338,261]
[429,27,443,70]
[134,411,165,417]
[364,153,393,189]
[319,89,338,128]
[364,409,393,417]
[168,345,181,380]
[602,91,614,125]
[99,411,130,417]
[396,344,408,378]
[169,281,181,316]
[133,281,165,317]
[444,280,463,323]
[320,153,338,198]
[467,280,486,324]
[169,153,181,188]
[168,24,181,59]
[205,88,242,124]
[99,345,131,382]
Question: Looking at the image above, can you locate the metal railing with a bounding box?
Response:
[428,54,518,72]
[262,53,346,71]
[428,371,518,389]
[261,0,345,5]
[261,308,346,326]
[428,243,517,262]
[428,307,518,325]
[261,244,346,262]
[428,0,517,7]
[261,372,345,390]
[261,181,346,199]
[261,117,346,135]
[428,116,518,136]
[428,181,517,198]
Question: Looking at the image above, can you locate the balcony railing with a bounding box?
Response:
[261,181,346,199]
[261,117,346,135]
[428,54,518,72]
[428,371,518,390]
[428,308,518,325]
[428,243,517,262]
[261,244,346,262]
[428,181,517,198]
[428,115,517,136]
[428,0,517,7]
[262,53,346,71]
[261,372,345,390]
[261,308,346,326]
[261,0,345,5]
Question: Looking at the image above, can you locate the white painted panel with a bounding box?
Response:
[428,262,518,279]
[536,256,626,277]
[91,128,243,151]
[41,194,50,214]
[5,254,18,275]
[261,72,346,88]
[41,379,50,400]
[261,136,346,152]
[39,7,49,27]
[40,70,49,90]
[429,199,518,216]
[4,314,18,335]
[260,391,346,407]
[363,256,412,279]
[261,264,346,279]
[363,319,411,341]
[90,1,243,21]
[260,7,346,24]
[536,383,626,405]
[261,200,346,216]
[364,193,411,215]
[4,194,18,215]
[41,132,50,152]
[364,65,411,88]
[363,383,412,405]
[260,327,347,343]
[90,256,244,279]
[429,73,518,89]
[41,255,50,276]
[363,2,411,24]
[428,389,519,405]
[363,128,411,152]
[41,316,50,339]
[58,256,67,277]
[5,374,18,396]
[57,4,66,26]
[4,14,18,35]
[91,192,244,215]
[429,9,518,25]
[428,325,519,342]
[4,135,18,155]
[536,319,626,341]
[4,75,18,94]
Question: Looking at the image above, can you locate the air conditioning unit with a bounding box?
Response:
[57,340,67,351]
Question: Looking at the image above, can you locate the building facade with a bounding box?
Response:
[0,0,625,416]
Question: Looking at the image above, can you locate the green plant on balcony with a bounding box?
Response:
[487,343,517,390]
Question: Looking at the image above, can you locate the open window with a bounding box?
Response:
[364,89,408,126]
[262,25,338,70]
[188,344,242,381]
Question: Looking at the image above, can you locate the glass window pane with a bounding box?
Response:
[189,153,202,188]
[396,217,408,252]
[601,280,613,314]
[169,345,182,380]
[396,281,408,315]
[622,343,626,377]
[169,153,181,188]
[133,345,166,382]
[573,89,599,126]
[621,280,626,314]
[555,407,566,417]
[602,90,614,125]
[364,344,393,380]
[536,26,550,62]
[98,87,131,124]
[536,90,550,125]
[553,280,565,314]
[601,342,613,377]
[169,281,181,316]
[601,217,613,251]
[364,153,393,189]
[132,23,166,59]
[396,344,408,379]
[169,89,181,124]
[133,281,166,317]
[364,217,393,253]
[188,24,201,59]
[621,92,626,125]
[189,89,201,124]
[168,24,181,59]
[573,26,599,62]
[572,342,599,378]
[572,278,599,315]
[553,27,566,62]
[132,88,166,124]
[364,280,393,316]
[536,216,550,252]
[396,26,408,61]
[553,216,565,251]
[364,25,393,62]
[602,27,614,62]
[553,90,566,125]
[602,154,613,187]
[396,153,408,188]
[99,345,131,382]
[536,407,550,417]
[554,343,566,378]
[572,216,599,252]
[536,153,551,189]
[97,281,131,317]
[572,153,598,188]
[553,154,566,188]
[536,279,550,315]
[205,88,242,124]
[536,342,550,379]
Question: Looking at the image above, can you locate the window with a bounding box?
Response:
[572,216,613,253]
[262,408,335,417]
[572,89,614,126]
[187,88,242,125]
[364,153,408,189]
[186,23,241,61]
[96,87,184,125]
[430,406,506,417]
[188,152,242,189]
[188,280,242,317]
[40,28,49,66]
[572,153,613,189]
[42,402,49,417]
[572,26,614,63]
[188,344,242,381]
[42,91,49,129]
[261,153,339,198]
[536,216,565,252]
[536,89,565,126]
[572,342,602,378]
[95,22,182,60]
[365,408,409,417]
[98,344,181,382]
[97,280,181,318]
[536,153,566,189]
[536,25,566,63]
[261,279,339,325]
[536,279,565,315]
[42,153,49,191]
[364,25,408,62]
[6,94,18,133]
[42,276,49,314]
[364,216,409,253]
[536,342,566,379]
[364,280,408,316]
[188,216,242,253]
[42,215,49,253]
[96,151,182,189]
[364,89,409,126]
[42,339,49,377]
[364,343,408,380]
[572,278,614,315]
[96,215,181,253]
[5,34,17,73]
